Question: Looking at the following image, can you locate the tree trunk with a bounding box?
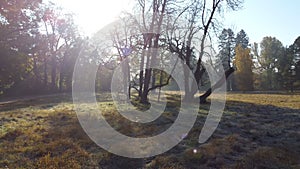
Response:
[44,58,48,87]
[200,67,235,103]
[139,48,146,97]
[51,56,57,91]
[126,58,131,99]
[139,0,166,104]
[142,68,151,103]
[33,56,40,87]
[122,57,130,100]
[157,70,163,102]
[151,69,156,93]
[59,70,64,92]
[183,67,191,101]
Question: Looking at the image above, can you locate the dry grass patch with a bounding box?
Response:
[235,147,300,169]
[226,93,300,109]
[0,92,299,168]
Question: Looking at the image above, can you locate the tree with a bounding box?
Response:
[93,0,170,103]
[286,36,300,90]
[218,28,236,70]
[0,0,42,95]
[232,29,250,90]
[59,37,85,91]
[257,36,284,90]
[40,2,78,90]
[0,1,82,97]
[194,0,242,103]
[294,37,300,87]
[275,46,294,90]
[0,46,30,94]
[217,28,236,91]
[0,0,41,46]
[91,0,243,104]
[235,29,249,49]
[167,0,203,101]
[234,44,253,91]
[167,0,243,103]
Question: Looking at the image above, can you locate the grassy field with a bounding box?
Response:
[226,92,300,109]
[0,93,299,168]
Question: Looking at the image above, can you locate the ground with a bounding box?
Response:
[0,92,299,169]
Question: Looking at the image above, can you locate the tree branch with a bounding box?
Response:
[200,67,235,103]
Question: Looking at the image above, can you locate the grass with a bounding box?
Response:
[0,92,299,168]
[226,92,300,109]
[235,147,300,169]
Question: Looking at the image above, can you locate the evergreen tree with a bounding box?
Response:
[217,28,236,91]
[218,28,236,70]
[236,29,249,49]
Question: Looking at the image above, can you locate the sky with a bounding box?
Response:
[223,0,300,46]
[51,0,300,46]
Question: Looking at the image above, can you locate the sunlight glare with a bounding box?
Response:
[51,0,132,36]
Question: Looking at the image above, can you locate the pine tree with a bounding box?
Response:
[218,28,236,70]
[236,29,249,49]
[217,28,236,91]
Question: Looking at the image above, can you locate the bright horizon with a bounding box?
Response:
[51,0,300,46]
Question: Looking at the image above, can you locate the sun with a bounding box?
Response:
[50,0,132,36]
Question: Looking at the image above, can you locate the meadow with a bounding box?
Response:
[0,93,299,168]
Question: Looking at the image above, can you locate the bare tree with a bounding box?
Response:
[92,0,243,104]
[167,0,243,103]
[127,0,170,103]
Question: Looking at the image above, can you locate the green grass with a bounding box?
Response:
[0,92,299,168]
